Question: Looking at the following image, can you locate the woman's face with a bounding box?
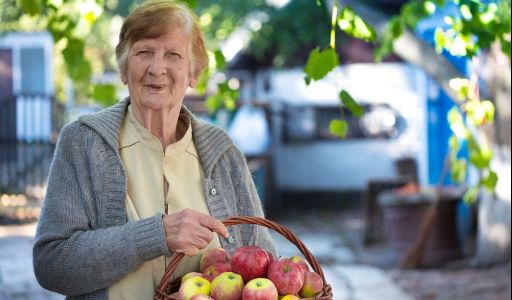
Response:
[122,27,197,112]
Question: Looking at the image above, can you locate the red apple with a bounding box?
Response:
[299,271,324,298]
[200,247,230,272]
[230,245,271,283]
[210,271,244,300]
[267,258,305,295]
[266,250,276,266]
[242,278,278,300]
[203,262,232,281]
[290,255,310,272]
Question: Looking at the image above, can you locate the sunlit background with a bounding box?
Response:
[1,0,510,299]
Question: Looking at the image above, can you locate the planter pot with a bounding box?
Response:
[379,190,462,266]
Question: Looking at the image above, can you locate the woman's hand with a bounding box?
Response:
[163,208,229,256]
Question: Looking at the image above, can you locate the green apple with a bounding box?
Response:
[181,272,206,285]
[210,271,244,300]
[299,271,324,298]
[179,276,211,300]
[280,295,300,300]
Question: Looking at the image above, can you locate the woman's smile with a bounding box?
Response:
[144,83,168,92]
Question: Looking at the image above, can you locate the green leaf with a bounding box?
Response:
[21,0,42,16]
[466,100,486,126]
[500,38,511,61]
[451,158,467,183]
[434,28,446,53]
[482,100,495,124]
[339,90,363,117]
[315,0,322,6]
[195,68,210,95]
[466,134,481,153]
[206,95,222,114]
[449,78,470,100]
[91,84,117,107]
[448,107,467,138]
[460,4,473,20]
[480,170,498,192]
[214,50,226,70]
[304,47,339,84]
[424,1,437,14]
[338,7,376,42]
[62,39,92,83]
[329,119,348,138]
[47,15,75,43]
[463,186,479,204]
[449,135,461,159]
[183,0,197,9]
[375,18,402,62]
[470,146,493,169]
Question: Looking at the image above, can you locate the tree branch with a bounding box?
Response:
[342,0,466,101]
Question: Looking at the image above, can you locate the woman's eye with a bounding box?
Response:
[137,50,152,56]
[166,52,181,58]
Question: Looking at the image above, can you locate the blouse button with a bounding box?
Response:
[210,188,217,196]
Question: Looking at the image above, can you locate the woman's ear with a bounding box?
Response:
[121,71,127,85]
[189,76,198,88]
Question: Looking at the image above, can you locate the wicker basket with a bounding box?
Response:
[154,216,333,300]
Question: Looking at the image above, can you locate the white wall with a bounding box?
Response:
[240,63,429,191]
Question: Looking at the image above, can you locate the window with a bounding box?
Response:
[282,103,406,143]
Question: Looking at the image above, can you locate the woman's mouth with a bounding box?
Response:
[145,84,167,91]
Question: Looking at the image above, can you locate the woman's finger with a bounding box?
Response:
[199,216,228,238]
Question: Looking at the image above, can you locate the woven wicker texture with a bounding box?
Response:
[154,216,333,300]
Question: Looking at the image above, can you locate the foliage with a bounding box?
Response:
[0,0,119,105]
[6,0,510,201]
[244,0,331,67]
[304,0,510,202]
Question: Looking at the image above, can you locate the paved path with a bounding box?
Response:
[0,224,63,300]
[269,230,411,300]
[0,222,411,300]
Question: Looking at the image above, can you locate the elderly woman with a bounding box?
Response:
[33,1,276,299]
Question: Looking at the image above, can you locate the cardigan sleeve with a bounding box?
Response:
[32,123,171,296]
[228,146,278,257]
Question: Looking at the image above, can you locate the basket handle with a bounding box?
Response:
[156,216,329,296]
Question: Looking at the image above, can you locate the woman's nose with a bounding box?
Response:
[148,55,167,76]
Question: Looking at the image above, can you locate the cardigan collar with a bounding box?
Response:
[78,98,233,177]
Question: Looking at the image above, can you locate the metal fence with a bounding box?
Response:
[0,94,64,223]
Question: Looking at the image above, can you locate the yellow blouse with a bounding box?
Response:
[108,105,221,300]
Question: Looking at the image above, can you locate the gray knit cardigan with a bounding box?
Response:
[33,98,276,299]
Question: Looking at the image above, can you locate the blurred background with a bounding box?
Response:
[0,0,510,299]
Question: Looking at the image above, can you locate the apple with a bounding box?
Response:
[200,247,230,272]
[299,271,324,298]
[242,278,278,300]
[190,295,214,300]
[266,250,276,266]
[181,272,207,285]
[210,271,244,300]
[267,258,305,295]
[203,262,232,281]
[230,245,271,282]
[280,295,300,300]
[290,255,310,272]
[179,276,211,300]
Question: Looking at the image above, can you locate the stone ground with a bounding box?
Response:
[0,206,510,300]
[272,207,511,300]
